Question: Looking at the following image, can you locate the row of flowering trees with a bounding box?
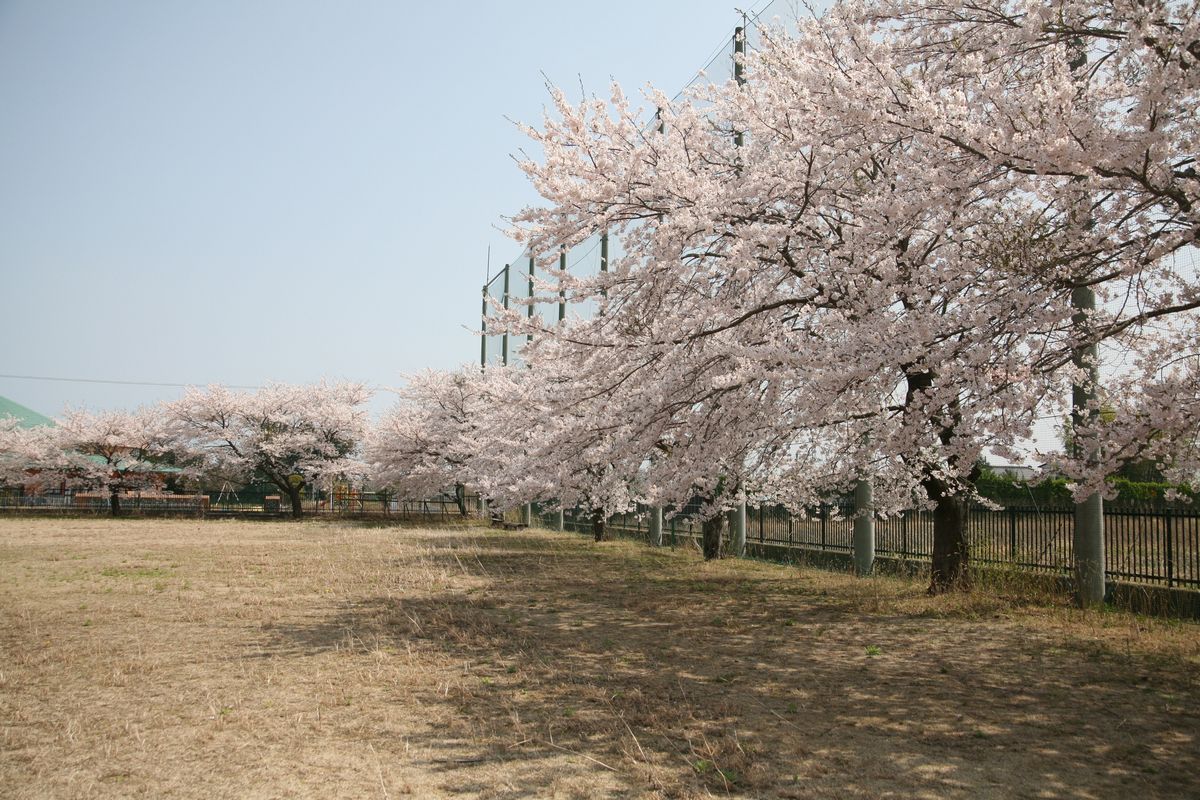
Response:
[3,1,1196,595]
[390,0,1200,592]
[0,383,373,518]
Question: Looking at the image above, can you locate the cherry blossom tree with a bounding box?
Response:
[502,53,1058,582]
[493,0,1197,588]
[366,368,488,516]
[0,408,176,515]
[168,382,370,518]
[849,0,1200,494]
[0,416,55,491]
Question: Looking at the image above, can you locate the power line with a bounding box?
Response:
[0,373,262,390]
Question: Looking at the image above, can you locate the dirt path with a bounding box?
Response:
[1,518,1197,798]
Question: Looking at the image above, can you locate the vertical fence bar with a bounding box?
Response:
[1166,506,1174,588]
[1009,506,1017,563]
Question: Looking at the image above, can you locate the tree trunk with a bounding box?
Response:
[926,479,970,593]
[905,368,974,593]
[592,508,606,542]
[286,484,304,519]
[455,483,468,517]
[109,487,121,517]
[701,514,724,560]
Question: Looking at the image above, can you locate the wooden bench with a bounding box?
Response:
[490,513,528,530]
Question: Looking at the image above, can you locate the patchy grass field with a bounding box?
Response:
[2,518,1199,799]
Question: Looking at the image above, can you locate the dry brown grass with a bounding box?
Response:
[1,517,1199,799]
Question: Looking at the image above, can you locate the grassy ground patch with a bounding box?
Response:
[1,517,1198,798]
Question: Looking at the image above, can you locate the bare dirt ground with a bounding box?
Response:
[1,518,1198,799]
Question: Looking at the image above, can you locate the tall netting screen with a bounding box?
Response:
[478,3,800,365]
[480,237,608,368]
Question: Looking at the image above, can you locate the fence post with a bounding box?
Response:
[820,504,827,550]
[853,479,875,576]
[649,505,663,546]
[759,505,765,543]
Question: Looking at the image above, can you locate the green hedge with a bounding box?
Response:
[976,471,1195,508]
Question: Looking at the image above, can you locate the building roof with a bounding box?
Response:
[0,395,55,428]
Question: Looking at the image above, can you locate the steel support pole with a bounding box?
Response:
[558,245,567,322]
[1072,285,1106,606]
[501,264,510,366]
[480,284,488,368]
[853,478,875,576]
[600,231,608,300]
[527,255,535,343]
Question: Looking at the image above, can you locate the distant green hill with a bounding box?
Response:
[0,395,54,428]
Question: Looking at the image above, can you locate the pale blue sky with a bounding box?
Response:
[0,0,786,416]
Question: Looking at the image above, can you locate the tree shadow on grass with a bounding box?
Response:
[256,528,1200,799]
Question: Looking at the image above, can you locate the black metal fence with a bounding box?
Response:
[0,489,483,519]
[6,487,1196,589]
[543,501,1200,590]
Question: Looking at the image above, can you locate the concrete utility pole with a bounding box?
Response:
[555,508,564,532]
[724,21,750,557]
[853,479,875,575]
[733,24,745,148]
[523,502,533,528]
[1069,39,1106,607]
[729,502,746,557]
[649,506,663,546]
